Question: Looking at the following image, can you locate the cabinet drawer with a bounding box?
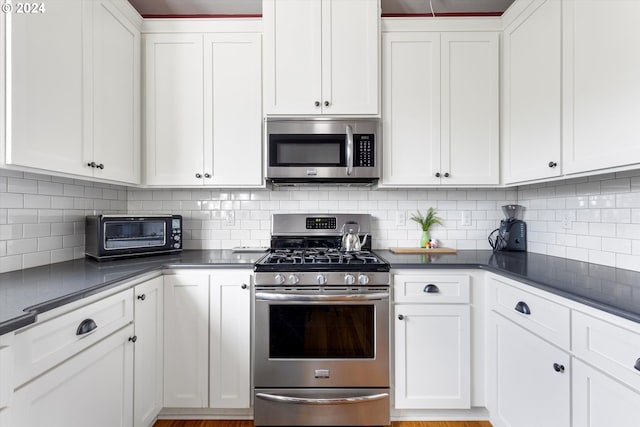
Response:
[394,274,470,303]
[488,277,570,349]
[0,339,12,408]
[573,311,640,391]
[13,289,133,387]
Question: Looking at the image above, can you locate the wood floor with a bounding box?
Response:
[154,421,493,427]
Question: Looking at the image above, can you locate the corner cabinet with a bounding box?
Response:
[394,273,471,409]
[133,277,163,427]
[381,27,499,186]
[502,0,562,184]
[144,28,263,187]
[7,0,141,184]
[263,0,379,115]
[562,0,640,174]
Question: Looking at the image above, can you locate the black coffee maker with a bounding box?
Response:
[490,204,527,252]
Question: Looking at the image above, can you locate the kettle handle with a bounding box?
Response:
[341,221,360,234]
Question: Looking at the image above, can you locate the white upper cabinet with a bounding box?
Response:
[562,0,640,174]
[502,0,561,184]
[144,27,263,187]
[8,0,141,184]
[382,27,499,187]
[144,33,205,186]
[263,0,380,115]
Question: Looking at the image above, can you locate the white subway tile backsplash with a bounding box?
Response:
[0,193,24,209]
[8,178,38,194]
[23,251,51,269]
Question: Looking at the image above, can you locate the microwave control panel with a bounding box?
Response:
[354,134,375,167]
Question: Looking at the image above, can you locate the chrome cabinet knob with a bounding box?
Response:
[435,172,441,178]
[195,173,202,178]
[315,101,321,107]
[204,173,211,178]
[549,161,558,168]
[324,100,330,107]
[344,274,356,285]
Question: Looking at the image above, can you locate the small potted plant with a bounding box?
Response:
[410,207,442,248]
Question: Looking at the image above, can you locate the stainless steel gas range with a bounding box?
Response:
[253,213,391,427]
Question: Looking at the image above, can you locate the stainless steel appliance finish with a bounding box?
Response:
[265,117,380,185]
[253,213,390,426]
[84,214,182,260]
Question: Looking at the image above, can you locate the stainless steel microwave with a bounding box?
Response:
[265,117,380,185]
[85,214,182,261]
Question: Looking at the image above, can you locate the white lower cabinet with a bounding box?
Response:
[209,270,251,409]
[163,274,209,408]
[133,277,163,427]
[489,312,570,427]
[163,270,252,410]
[393,273,471,409]
[11,325,134,427]
[572,358,640,427]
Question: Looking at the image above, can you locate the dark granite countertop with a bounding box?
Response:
[1,249,639,335]
[377,249,640,324]
[0,250,266,335]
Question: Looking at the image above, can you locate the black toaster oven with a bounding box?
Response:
[85,214,182,261]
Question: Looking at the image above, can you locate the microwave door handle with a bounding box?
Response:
[346,124,354,176]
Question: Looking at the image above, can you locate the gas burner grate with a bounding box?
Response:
[262,248,385,266]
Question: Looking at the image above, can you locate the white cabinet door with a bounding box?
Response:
[488,312,570,427]
[209,270,251,409]
[203,33,262,187]
[9,0,87,176]
[92,0,140,184]
[133,277,163,427]
[163,274,209,408]
[563,0,640,174]
[572,358,640,427]
[263,0,379,115]
[502,0,561,184]
[144,34,204,186]
[394,304,470,409]
[382,32,441,186]
[381,29,499,186]
[441,32,499,186]
[322,0,379,115]
[263,0,322,115]
[11,326,134,427]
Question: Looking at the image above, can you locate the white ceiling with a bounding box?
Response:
[127,0,516,17]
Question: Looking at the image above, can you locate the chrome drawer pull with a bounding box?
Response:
[514,301,531,315]
[255,392,389,405]
[76,318,97,336]
[553,363,565,373]
[423,284,440,293]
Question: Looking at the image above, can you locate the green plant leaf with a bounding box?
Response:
[410,207,442,231]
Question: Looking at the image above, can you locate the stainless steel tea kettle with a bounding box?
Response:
[340,221,368,251]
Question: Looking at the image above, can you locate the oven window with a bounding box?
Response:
[269,134,345,166]
[104,220,166,250]
[269,304,374,359]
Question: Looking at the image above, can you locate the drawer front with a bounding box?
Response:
[394,274,470,303]
[0,340,12,409]
[13,289,133,387]
[573,310,640,391]
[488,277,570,349]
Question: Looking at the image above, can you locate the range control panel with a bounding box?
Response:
[354,134,375,167]
[306,217,337,230]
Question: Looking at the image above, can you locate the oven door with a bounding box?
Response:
[254,290,389,388]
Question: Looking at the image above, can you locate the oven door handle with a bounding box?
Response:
[255,292,388,302]
[255,392,389,405]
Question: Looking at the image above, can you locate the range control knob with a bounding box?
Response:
[288,274,300,285]
[344,274,356,285]
[358,274,370,285]
[275,274,286,285]
[317,274,327,285]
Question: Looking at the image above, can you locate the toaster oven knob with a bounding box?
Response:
[358,274,370,285]
[174,234,181,241]
[173,243,180,249]
[288,274,300,285]
[344,274,356,285]
[274,274,286,285]
[316,274,327,285]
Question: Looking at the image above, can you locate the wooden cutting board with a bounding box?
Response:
[389,247,458,254]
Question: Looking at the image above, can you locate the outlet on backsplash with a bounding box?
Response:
[561,213,572,230]
[224,210,235,226]
[395,210,406,226]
